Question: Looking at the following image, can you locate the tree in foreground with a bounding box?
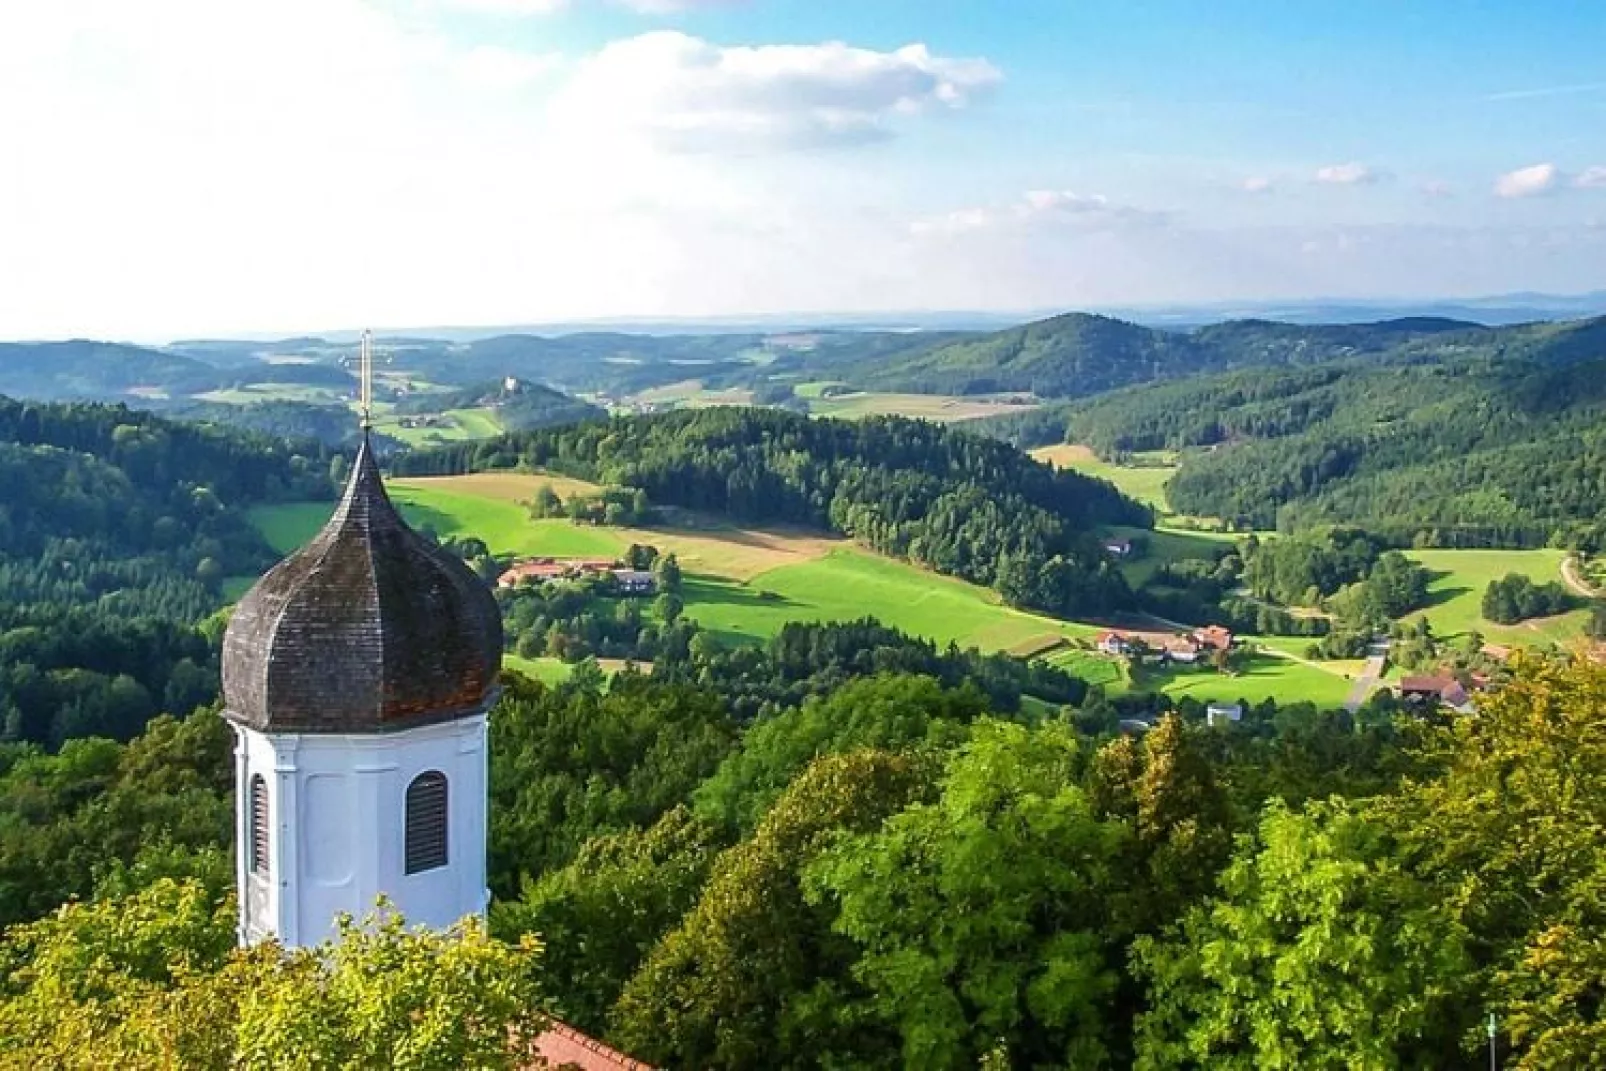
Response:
[609,749,930,1069]
[0,879,548,1070]
[806,720,1130,1069]
[1132,799,1473,1069]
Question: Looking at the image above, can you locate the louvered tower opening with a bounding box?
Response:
[250,774,269,876]
[405,771,449,874]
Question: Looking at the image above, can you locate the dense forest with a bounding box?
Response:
[845,312,1489,398]
[7,644,1604,1067]
[393,378,604,430]
[0,397,335,746]
[981,321,1606,545]
[396,407,1150,618]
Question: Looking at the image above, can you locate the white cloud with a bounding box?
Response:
[456,45,564,89]
[1576,166,1606,189]
[1495,162,1561,198]
[1240,176,1273,194]
[440,0,736,13]
[439,0,569,13]
[912,190,1167,237]
[1314,162,1379,186]
[615,0,740,12]
[550,32,1001,151]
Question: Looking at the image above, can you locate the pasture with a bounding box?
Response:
[1404,547,1591,646]
[680,548,1102,651]
[1100,524,1241,587]
[1031,444,1177,513]
[805,390,1037,423]
[370,407,505,447]
[1147,654,1355,709]
[194,383,349,405]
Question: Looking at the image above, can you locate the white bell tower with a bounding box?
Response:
[221,334,503,947]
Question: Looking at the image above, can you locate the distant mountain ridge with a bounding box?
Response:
[842,312,1514,399]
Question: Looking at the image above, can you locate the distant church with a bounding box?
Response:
[220,335,650,1068]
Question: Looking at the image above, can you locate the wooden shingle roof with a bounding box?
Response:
[222,435,502,734]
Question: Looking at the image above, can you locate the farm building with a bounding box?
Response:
[1192,625,1234,652]
[1162,636,1202,664]
[1097,631,1133,656]
[1206,702,1244,727]
[498,559,573,587]
[613,569,657,595]
[1398,674,1471,711]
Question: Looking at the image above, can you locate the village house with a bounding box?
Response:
[1103,538,1133,558]
[1398,674,1472,711]
[497,559,573,587]
[498,557,660,597]
[1097,630,1133,656]
[1206,701,1244,728]
[1192,625,1234,652]
[612,569,657,595]
[1162,636,1202,664]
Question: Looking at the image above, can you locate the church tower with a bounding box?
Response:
[220,340,502,947]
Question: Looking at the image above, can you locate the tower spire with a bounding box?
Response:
[359,329,374,430]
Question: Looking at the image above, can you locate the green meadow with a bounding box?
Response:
[247,484,625,559]
[1404,547,1591,646]
[681,548,1100,652]
[369,407,505,447]
[1031,444,1178,513]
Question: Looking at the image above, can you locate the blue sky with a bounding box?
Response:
[1,0,1602,338]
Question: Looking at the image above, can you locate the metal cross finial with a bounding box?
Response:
[359,329,374,430]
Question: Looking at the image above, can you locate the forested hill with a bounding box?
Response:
[0,340,218,400]
[845,311,1496,398]
[0,397,337,746]
[393,378,604,430]
[992,326,1606,542]
[394,407,1149,617]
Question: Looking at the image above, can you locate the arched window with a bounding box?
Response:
[405,771,449,874]
[250,774,270,876]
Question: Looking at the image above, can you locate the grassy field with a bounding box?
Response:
[1032,444,1177,513]
[1404,548,1591,646]
[504,654,573,685]
[194,383,349,405]
[681,548,1101,652]
[806,391,1037,423]
[248,483,626,559]
[1143,654,1355,708]
[369,407,505,447]
[1100,524,1241,587]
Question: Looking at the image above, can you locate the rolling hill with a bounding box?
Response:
[842,311,1501,399]
[986,317,1606,538]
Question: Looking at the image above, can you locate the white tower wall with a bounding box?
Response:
[233,711,490,948]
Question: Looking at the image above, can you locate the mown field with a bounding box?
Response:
[681,548,1101,652]
[1031,443,1177,513]
[1404,548,1591,646]
[194,383,349,405]
[802,387,1037,423]
[368,407,505,447]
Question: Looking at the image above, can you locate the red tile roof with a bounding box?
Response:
[533,1021,656,1071]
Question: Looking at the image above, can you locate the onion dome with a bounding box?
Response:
[222,436,502,733]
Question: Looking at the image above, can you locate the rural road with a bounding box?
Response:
[1562,556,1599,600]
[1344,641,1390,714]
